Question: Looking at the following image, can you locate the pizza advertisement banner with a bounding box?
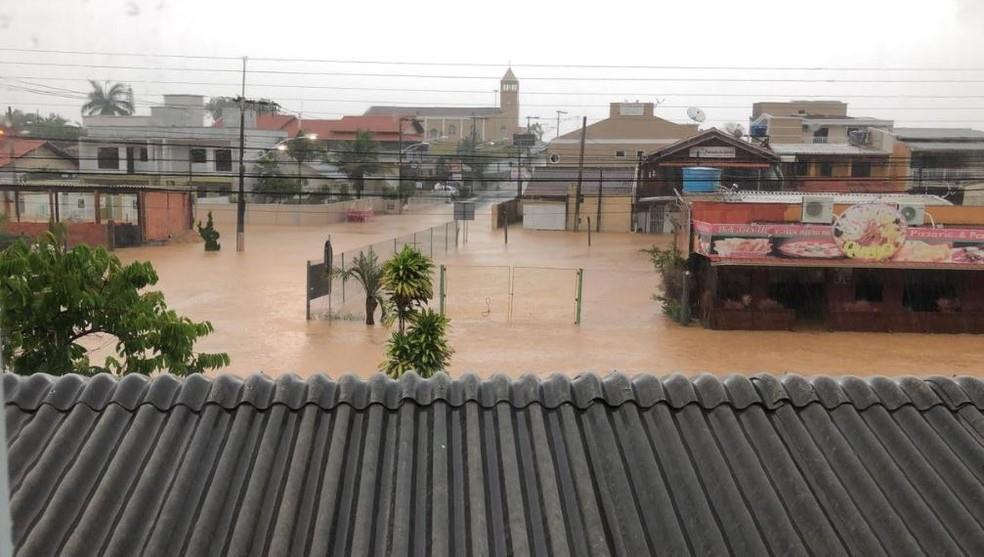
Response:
[693,218,984,267]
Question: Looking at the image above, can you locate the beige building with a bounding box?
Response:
[750,100,904,192]
[364,69,520,142]
[546,102,697,166]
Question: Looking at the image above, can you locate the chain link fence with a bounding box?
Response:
[308,221,458,321]
[439,265,584,324]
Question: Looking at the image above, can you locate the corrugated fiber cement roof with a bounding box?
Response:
[5,372,984,556]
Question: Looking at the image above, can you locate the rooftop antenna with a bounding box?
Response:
[687,106,707,126]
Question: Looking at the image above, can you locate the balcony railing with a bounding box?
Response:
[811,136,829,144]
[916,168,981,183]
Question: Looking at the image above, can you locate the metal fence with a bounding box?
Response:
[309,221,458,321]
[439,264,584,324]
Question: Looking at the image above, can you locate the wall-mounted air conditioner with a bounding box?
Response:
[899,203,925,225]
[801,196,835,224]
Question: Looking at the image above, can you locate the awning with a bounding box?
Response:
[709,257,984,271]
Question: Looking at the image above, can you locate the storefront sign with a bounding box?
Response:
[689,146,736,159]
[693,218,984,267]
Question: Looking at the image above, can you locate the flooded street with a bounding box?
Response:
[115,202,984,378]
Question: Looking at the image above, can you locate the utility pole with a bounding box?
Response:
[236,56,247,253]
[573,116,587,231]
[555,110,567,138]
[596,168,603,232]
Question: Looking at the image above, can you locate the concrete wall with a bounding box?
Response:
[142,191,192,242]
[194,198,386,226]
[752,101,848,120]
[6,222,108,247]
[565,194,633,232]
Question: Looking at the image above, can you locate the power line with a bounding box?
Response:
[8,60,984,83]
[9,74,984,99]
[4,47,984,72]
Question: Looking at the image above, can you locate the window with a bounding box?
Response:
[851,161,871,177]
[615,150,626,158]
[139,147,148,162]
[97,147,120,169]
[190,149,207,163]
[429,128,439,139]
[903,271,959,312]
[854,271,883,302]
[215,149,233,171]
[819,161,834,177]
[813,127,829,143]
[77,198,85,209]
[793,161,809,177]
[447,124,457,136]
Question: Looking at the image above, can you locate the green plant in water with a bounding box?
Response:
[197,211,221,251]
[381,245,434,333]
[641,244,688,320]
[382,309,453,378]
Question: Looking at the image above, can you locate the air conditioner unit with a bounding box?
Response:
[899,203,925,225]
[801,196,835,224]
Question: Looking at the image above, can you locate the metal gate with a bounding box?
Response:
[439,264,583,324]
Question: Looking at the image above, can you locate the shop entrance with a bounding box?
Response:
[767,268,827,327]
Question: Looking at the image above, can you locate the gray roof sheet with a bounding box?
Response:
[895,127,984,140]
[6,372,984,556]
[525,167,635,197]
[903,141,984,152]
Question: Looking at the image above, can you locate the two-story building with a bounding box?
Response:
[81,94,288,196]
[893,127,984,204]
[750,100,908,192]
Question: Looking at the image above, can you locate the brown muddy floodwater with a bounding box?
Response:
[113,204,984,379]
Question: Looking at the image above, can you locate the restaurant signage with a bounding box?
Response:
[689,146,736,159]
[693,204,984,266]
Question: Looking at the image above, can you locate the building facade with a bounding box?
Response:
[749,100,906,192]
[364,69,520,143]
[546,102,697,166]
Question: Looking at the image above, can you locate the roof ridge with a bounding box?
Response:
[4,372,982,413]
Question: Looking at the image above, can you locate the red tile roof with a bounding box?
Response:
[301,116,424,142]
[212,114,300,135]
[0,138,50,168]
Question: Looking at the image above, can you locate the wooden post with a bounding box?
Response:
[572,116,587,231]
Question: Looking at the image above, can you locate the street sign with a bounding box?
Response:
[454,201,476,221]
[513,133,536,147]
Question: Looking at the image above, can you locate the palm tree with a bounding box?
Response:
[82,80,134,116]
[330,249,385,325]
[381,246,434,333]
[331,130,380,199]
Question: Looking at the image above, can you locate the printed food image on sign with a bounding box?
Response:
[832,204,907,261]
[951,246,984,264]
[712,237,772,257]
[777,239,843,259]
[892,240,951,262]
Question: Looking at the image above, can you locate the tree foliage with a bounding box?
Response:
[382,310,452,378]
[82,80,134,116]
[381,246,434,333]
[4,109,81,141]
[0,232,229,375]
[253,151,300,202]
[331,130,381,199]
[457,137,489,193]
[330,248,385,325]
[642,244,688,320]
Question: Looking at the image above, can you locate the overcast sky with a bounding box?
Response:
[2,0,984,135]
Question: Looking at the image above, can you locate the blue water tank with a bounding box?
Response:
[682,167,722,193]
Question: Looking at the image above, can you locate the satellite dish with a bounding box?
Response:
[687,107,707,123]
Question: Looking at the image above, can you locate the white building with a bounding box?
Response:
[79,94,288,194]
